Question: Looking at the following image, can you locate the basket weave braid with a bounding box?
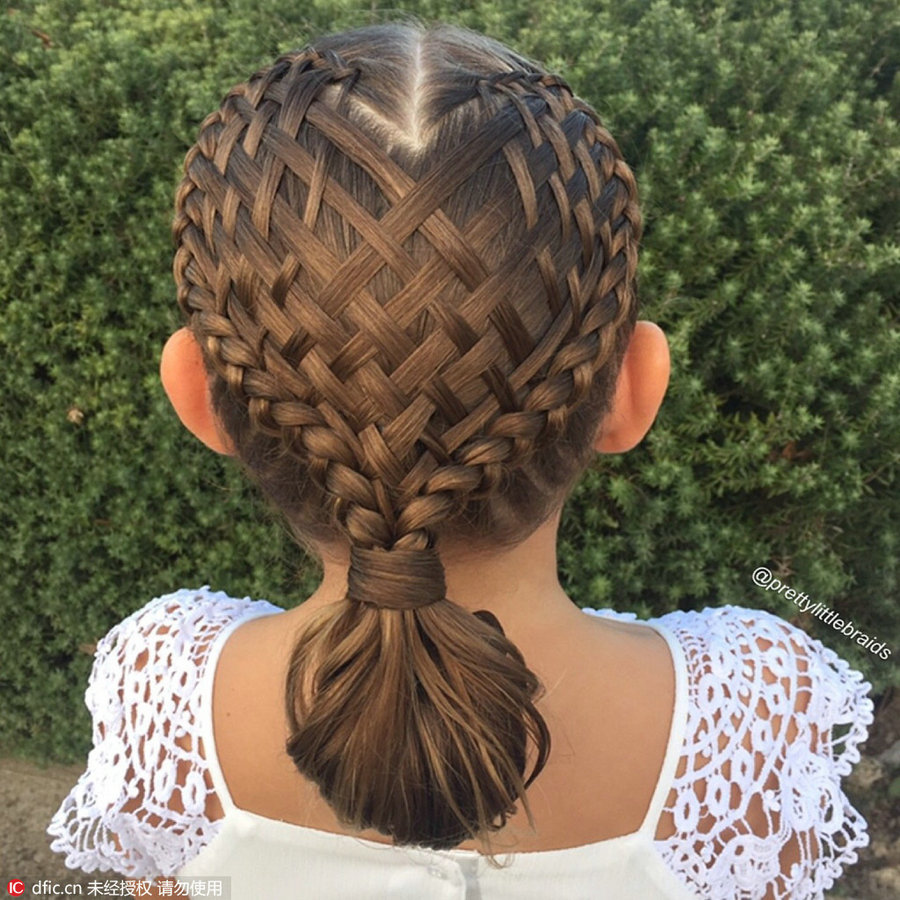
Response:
[172,23,641,858]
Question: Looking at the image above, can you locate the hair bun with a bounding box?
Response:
[347,545,446,610]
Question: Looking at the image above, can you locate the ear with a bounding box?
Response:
[593,321,670,453]
[159,327,234,455]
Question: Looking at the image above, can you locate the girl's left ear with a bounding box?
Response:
[160,327,235,455]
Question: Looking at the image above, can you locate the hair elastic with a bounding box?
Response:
[347,544,447,611]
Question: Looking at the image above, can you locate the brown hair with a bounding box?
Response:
[171,22,641,863]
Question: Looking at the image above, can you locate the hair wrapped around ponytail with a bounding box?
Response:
[172,21,641,863]
[285,533,550,855]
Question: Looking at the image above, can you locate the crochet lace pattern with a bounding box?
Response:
[648,606,873,898]
[47,589,873,898]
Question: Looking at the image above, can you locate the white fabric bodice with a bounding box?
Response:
[48,588,874,899]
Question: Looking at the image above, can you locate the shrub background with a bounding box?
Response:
[1,0,897,764]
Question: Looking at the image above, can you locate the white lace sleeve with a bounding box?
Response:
[46,586,277,880]
[654,605,875,900]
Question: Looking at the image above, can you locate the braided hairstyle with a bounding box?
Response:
[172,23,641,862]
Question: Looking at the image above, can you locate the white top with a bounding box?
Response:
[48,587,874,899]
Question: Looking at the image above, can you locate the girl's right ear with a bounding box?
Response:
[160,327,235,455]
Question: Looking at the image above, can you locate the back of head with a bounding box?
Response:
[172,22,641,862]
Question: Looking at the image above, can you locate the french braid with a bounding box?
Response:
[172,23,641,861]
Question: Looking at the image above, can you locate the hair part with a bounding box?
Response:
[172,21,641,863]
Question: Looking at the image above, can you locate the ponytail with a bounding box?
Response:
[284,538,551,862]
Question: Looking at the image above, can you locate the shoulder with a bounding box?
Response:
[94,584,279,702]
[47,586,283,879]
[84,587,281,726]
[652,603,875,784]
[657,604,873,741]
[644,604,874,898]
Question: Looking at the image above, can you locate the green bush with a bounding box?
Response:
[1,0,897,764]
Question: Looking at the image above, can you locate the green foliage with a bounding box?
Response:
[1,0,897,763]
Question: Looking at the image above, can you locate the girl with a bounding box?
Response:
[49,22,873,899]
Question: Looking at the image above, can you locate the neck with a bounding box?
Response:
[301,505,586,636]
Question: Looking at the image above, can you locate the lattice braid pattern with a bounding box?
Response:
[172,45,641,578]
